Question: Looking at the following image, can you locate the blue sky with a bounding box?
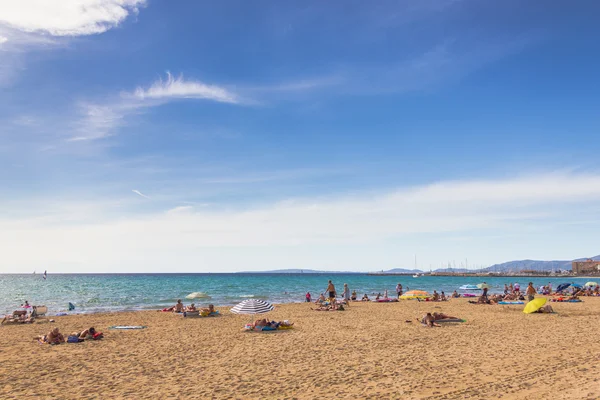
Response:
[1,0,600,273]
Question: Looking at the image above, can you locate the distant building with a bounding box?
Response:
[572,259,600,275]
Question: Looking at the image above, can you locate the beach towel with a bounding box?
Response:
[551,299,582,303]
[499,301,524,305]
[436,318,466,323]
[109,325,147,330]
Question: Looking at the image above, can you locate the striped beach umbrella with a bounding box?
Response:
[230,299,274,315]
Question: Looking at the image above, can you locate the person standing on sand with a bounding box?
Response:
[326,280,336,300]
[396,283,403,298]
[526,282,536,302]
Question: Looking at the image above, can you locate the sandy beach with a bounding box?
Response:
[1,297,599,399]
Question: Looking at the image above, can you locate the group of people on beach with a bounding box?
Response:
[35,327,103,345]
[163,300,217,316]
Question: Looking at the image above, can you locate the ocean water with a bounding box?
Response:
[0,273,592,315]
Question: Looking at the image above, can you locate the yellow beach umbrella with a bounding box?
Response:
[523,298,547,314]
[400,290,430,300]
[584,282,598,287]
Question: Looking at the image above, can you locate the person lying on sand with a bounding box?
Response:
[489,294,504,304]
[253,319,268,328]
[37,327,65,344]
[2,313,34,325]
[418,313,441,327]
[312,304,345,311]
[432,312,459,321]
[200,304,216,316]
[469,295,492,304]
[73,327,102,340]
[537,304,554,313]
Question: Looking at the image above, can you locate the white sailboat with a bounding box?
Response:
[412,255,421,278]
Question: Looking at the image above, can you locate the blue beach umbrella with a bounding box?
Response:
[555,283,571,292]
[571,283,582,289]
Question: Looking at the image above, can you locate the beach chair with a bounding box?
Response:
[34,306,48,319]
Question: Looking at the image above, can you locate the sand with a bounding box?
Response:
[1,297,599,399]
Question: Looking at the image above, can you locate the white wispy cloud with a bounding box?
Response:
[132,189,150,199]
[0,0,146,36]
[3,171,600,272]
[130,72,240,104]
[70,73,241,141]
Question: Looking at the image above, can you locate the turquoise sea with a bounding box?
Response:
[0,273,592,315]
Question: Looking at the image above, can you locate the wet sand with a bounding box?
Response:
[1,297,599,399]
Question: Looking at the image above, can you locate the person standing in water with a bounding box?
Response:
[326,280,336,300]
[305,292,311,302]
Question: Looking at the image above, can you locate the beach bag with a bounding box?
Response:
[92,332,104,340]
[67,335,82,343]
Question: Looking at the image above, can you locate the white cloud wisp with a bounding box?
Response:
[70,73,241,141]
[131,72,239,104]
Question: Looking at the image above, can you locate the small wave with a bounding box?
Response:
[238,294,255,298]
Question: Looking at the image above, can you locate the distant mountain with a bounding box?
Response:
[382,268,423,273]
[239,255,600,274]
[367,268,424,274]
[481,255,600,272]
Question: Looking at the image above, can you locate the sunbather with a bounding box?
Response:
[2,311,34,325]
[200,304,215,316]
[419,313,441,327]
[451,290,460,298]
[432,291,440,301]
[74,327,102,340]
[362,294,370,301]
[537,304,554,313]
[37,327,65,344]
[315,293,326,304]
[432,312,459,321]
[174,299,185,313]
[187,303,197,311]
